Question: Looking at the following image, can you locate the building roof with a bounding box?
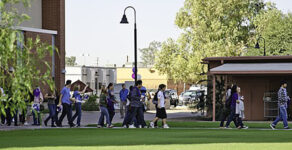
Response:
[71,80,94,92]
[203,56,292,64]
[209,63,292,75]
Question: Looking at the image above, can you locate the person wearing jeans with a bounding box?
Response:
[98,86,111,128]
[119,84,128,119]
[271,81,290,130]
[44,90,57,127]
[71,85,88,127]
[32,87,43,126]
[107,83,117,125]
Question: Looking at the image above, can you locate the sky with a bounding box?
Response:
[65,0,292,67]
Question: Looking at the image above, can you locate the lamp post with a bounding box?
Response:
[255,37,266,56]
[120,6,138,83]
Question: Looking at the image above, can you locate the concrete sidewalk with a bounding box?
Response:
[0,110,200,131]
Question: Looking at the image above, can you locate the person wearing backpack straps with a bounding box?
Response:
[149,84,169,129]
[219,85,232,128]
[225,85,239,129]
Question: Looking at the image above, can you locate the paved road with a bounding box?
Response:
[0,110,200,130]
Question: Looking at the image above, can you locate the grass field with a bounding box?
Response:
[1,121,292,150]
[88,120,292,129]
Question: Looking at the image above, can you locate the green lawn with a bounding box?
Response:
[1,122,292,150]
[88,121,292,129]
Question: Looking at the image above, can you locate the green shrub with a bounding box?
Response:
[81,95,99,111]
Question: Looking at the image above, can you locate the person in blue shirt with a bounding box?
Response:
[71,84,88,127]
[57,80,76,127]
[119,84,129,118]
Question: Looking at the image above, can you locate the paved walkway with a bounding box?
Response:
[0,110,200,131]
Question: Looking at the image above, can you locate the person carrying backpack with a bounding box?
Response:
[149,84,169,129]
[225,85,240,128]
[219,85,235,128]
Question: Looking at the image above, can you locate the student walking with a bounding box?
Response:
[150,84,169,129]
[71,85,88,127]
[107,83,117,125]
[235,87,248,129]
[225,85,239,128]
[32,87,43,126]
[119,84,128,119]
[97,86,112,128]
[270,81,290,130]
[57,80,76,127]
[122,86,133,128]
[219,85,232,128]
[44,90,57,127]
[127,80,144,128]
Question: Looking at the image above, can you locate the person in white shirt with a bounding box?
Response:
[235,87,248,129]
[149,84,169,129]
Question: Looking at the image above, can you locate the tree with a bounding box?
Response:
[139,41,161,67]
[155,0,265,83]
[0,0,54,117]
[246,4,292,56]
[65,56,77,66]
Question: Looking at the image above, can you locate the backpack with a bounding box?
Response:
[225,95,232,109]
[152,91,158,104]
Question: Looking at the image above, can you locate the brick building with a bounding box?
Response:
[14,0,65,92]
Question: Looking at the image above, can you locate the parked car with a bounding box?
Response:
[164,89,178,107]
[178,92,185,105]
[181,90,201,105]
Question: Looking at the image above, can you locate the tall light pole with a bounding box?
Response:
[255,36,266,56]
[120,6,138,83]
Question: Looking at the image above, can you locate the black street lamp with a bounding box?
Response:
[255,36,266,56]
[120,6,138,83]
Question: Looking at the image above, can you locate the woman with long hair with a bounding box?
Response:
[225,85,239,128]
[44,89,57,127]
[107,83,117,125]
[149,84,169,128]
[71,84,88,127]
[97,86,112,128]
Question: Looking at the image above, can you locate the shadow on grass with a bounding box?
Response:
[0,127,292,149]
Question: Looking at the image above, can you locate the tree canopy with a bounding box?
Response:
[154,0,292,83]
[139,41,161,67]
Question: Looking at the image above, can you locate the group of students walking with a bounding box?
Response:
[98,80,169,128]
[220,81,291,129]
[219,84,248,129]
[0,80,88,127]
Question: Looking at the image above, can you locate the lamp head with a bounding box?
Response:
[120,14,129,24]
[255,42,260,49]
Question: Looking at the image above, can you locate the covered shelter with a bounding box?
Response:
[71,80,94,93]
[203,56,292,121]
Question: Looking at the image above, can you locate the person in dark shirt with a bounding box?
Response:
[44,89,57,127]
[107,83,117,125]
[225,85,239,128]
[127,80,144,128]
[97,86,112,128]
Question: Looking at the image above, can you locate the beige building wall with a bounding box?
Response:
[117,68,167,89]
[6,0,42,28]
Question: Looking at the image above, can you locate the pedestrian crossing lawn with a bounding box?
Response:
[1,127,292,150]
